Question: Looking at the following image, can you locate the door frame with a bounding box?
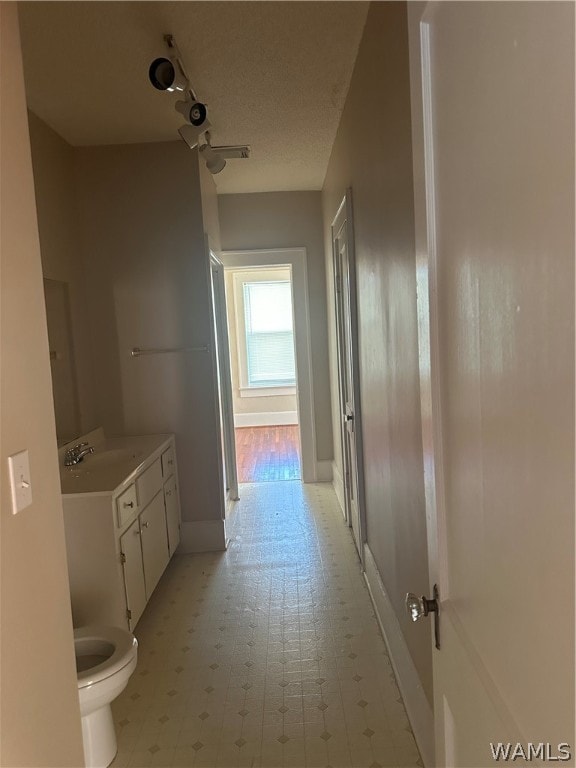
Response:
[219,247,317,483]
[209,250,239,504]
[331,190,367,562]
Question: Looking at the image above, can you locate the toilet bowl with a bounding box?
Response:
[74,626,138,768]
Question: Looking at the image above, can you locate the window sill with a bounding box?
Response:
[239,386,296,398]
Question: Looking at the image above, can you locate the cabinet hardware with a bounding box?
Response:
[126,608,132,620]
[124,501,134,508]
[120,552,126,564]
[142,521,150,528]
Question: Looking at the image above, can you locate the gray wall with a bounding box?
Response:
[29,122,225,530]
[218,192,333,462]
[73,142,222,526]
[322,2,432,702]
[28,112,97,438]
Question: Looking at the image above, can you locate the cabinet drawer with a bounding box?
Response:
[116,484,138,527]
[136,458,162,509]
[161,445,176,478]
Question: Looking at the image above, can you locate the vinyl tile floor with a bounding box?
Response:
[111,482,422,768]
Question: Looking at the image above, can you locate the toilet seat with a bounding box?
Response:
[74,625,138,689]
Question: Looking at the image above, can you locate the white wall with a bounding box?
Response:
[0,6,85,764]
[218,192,332,461]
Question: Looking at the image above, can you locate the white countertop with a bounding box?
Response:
[59,429,172,496]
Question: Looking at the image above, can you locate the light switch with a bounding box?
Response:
[8,450,33,514]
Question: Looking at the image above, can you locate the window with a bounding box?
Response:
[242,280,296,388]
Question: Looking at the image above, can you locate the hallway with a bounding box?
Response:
[110,482,421,768]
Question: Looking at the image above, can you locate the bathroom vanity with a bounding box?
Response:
[60,429,181,631]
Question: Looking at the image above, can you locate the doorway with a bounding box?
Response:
[225,265,301,483]
[218,248,318,484]
[331,190,366,560]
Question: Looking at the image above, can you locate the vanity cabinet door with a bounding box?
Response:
[140,491,170,599]
[120,519,147,630]
[164,475,181,555]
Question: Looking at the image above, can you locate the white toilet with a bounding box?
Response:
[74,626,138,768]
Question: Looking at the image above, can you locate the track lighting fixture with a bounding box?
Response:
[149,34,251,171]
[149,34,210,148]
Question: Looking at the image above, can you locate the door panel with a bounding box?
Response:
[332,192,365,559]
[210,252,239,503]
[412,3,574,764]
[120,519,146,630]
[140,491,170,599]
[341,240,361,550]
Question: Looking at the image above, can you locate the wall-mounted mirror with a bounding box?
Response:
[43,278,81,445]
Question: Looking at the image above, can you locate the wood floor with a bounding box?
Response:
[234,425,301,483]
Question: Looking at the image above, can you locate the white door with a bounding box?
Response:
[332,192,366,558]
[410,3,574,765]
[210,252,239,503]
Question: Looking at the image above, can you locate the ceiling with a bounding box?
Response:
[18,2,369,194]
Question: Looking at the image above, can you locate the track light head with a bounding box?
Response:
[199,142,226,175]
[175,99,209,128]
[148,57,188,92]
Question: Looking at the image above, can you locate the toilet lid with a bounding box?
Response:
[74,625,137,689]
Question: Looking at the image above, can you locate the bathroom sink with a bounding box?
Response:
[60,430,171,495]
[81,448,142,468]
[66,448,143,476]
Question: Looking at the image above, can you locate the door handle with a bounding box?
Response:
[406,584,440,650]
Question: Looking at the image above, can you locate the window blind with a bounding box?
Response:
[243,280,296,387]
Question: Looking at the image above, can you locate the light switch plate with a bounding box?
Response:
[8,450,33,514]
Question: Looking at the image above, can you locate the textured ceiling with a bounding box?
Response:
[19,2,368,194]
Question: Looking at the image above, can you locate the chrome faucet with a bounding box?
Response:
[64,442,94,466]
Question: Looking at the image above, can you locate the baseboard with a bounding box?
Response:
[363,545,435,768]
[314,460,333,482]
[332,460,346,517]
[178,519,227,553]
[234,411,298,427]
